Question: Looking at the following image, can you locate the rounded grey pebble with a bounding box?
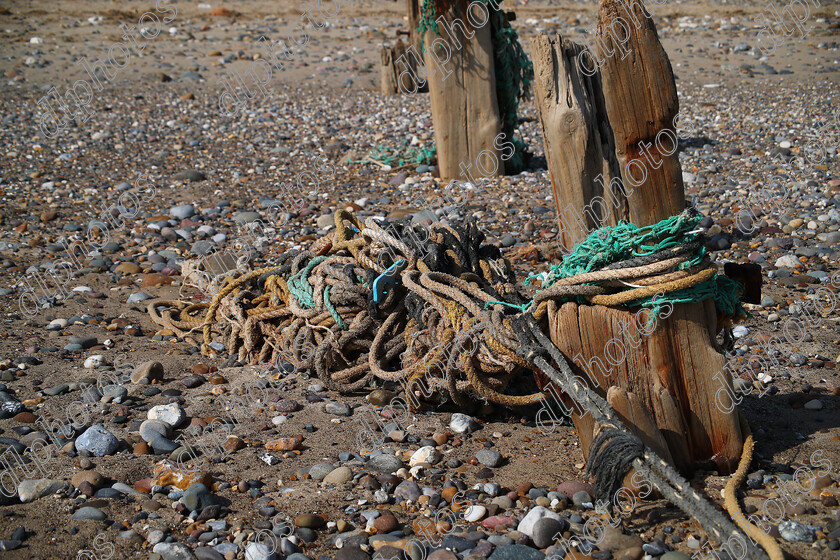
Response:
[572,490,592,505]
[71,506,106,521]
[476,448,503,468]
[532,517,566,549]
[367,454,404,472]
[789,353,807,366]
[75,425,120,457]
[308,462,335,481]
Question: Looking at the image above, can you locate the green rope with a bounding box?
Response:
[522,211,745,323]
[487,5,533,173]
[324,285,348,330]
[349,143,437,168]
[417,0,439,41]
[483,299,531,312]
[626,275,747,330]
[530,210,704,286]
[287,255,327,309]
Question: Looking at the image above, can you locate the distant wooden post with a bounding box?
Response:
[424,0,503,181]
[380,0,425,95]
[531,0,744,476]
[381,41,409,95]
[407,0,422,53]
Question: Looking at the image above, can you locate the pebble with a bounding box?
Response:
[517,506,563,538]
[18,479,58,502]
[779,521,818,542]
[75,425,120,456]
[367,454,404,472]
[133,361,165,383]
[83,355,105,368]
[334,546,371,560]
[450,413,479,434]
[170,205,196,219]
[183,483,214,513]
[71,506,107,521]
[463,504,487,522]
[295,514,326,529]
[148,404,186,428]
[775,255,800,269]
[409,446,441,466]
[661,553,692,560]
[140,420,172,442]
[126,292,153,303]
[244,543,276,560]
[153,542,198,560]
[488,544,546,559]
[394,480,421,502]
[532,517,566,548]
[572,490,592,505]
[803,399,823,410]
[308,463,335,481]
[325,401,352,416]
[789,352,807,366]
[323,466,353,484]
[476,448,503,467]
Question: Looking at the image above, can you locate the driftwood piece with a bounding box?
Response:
[424,0,503,181]
[548,299,744,476]
[530,0,684,249]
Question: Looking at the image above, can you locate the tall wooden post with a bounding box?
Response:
[423,0,503,181]
[531,0,744,476]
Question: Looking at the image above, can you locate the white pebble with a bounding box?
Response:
[84,355,105,369]
[463,505,486,522]
[409,446,440,466]
[732,325,749,338]
[147,403,186,428]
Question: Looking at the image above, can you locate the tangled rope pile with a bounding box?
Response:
[149,206,775,560]
[150,208,534,406]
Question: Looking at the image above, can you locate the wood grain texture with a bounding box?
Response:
[406,0,423,53]
[380,44,401,95]
[424,0,502,180]
[530,0,684,248]
[530,34,624,251]
[596,0,684,226]
[548,299,744,476]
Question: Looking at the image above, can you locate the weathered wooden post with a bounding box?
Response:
[531,0,744,476]
[381,41,410,95]
[380,0,425,95]
[422,0,503,180]
[407,0,423,53]
[416,1,532,180]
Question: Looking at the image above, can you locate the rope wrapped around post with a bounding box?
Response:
[148,207,777,560]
